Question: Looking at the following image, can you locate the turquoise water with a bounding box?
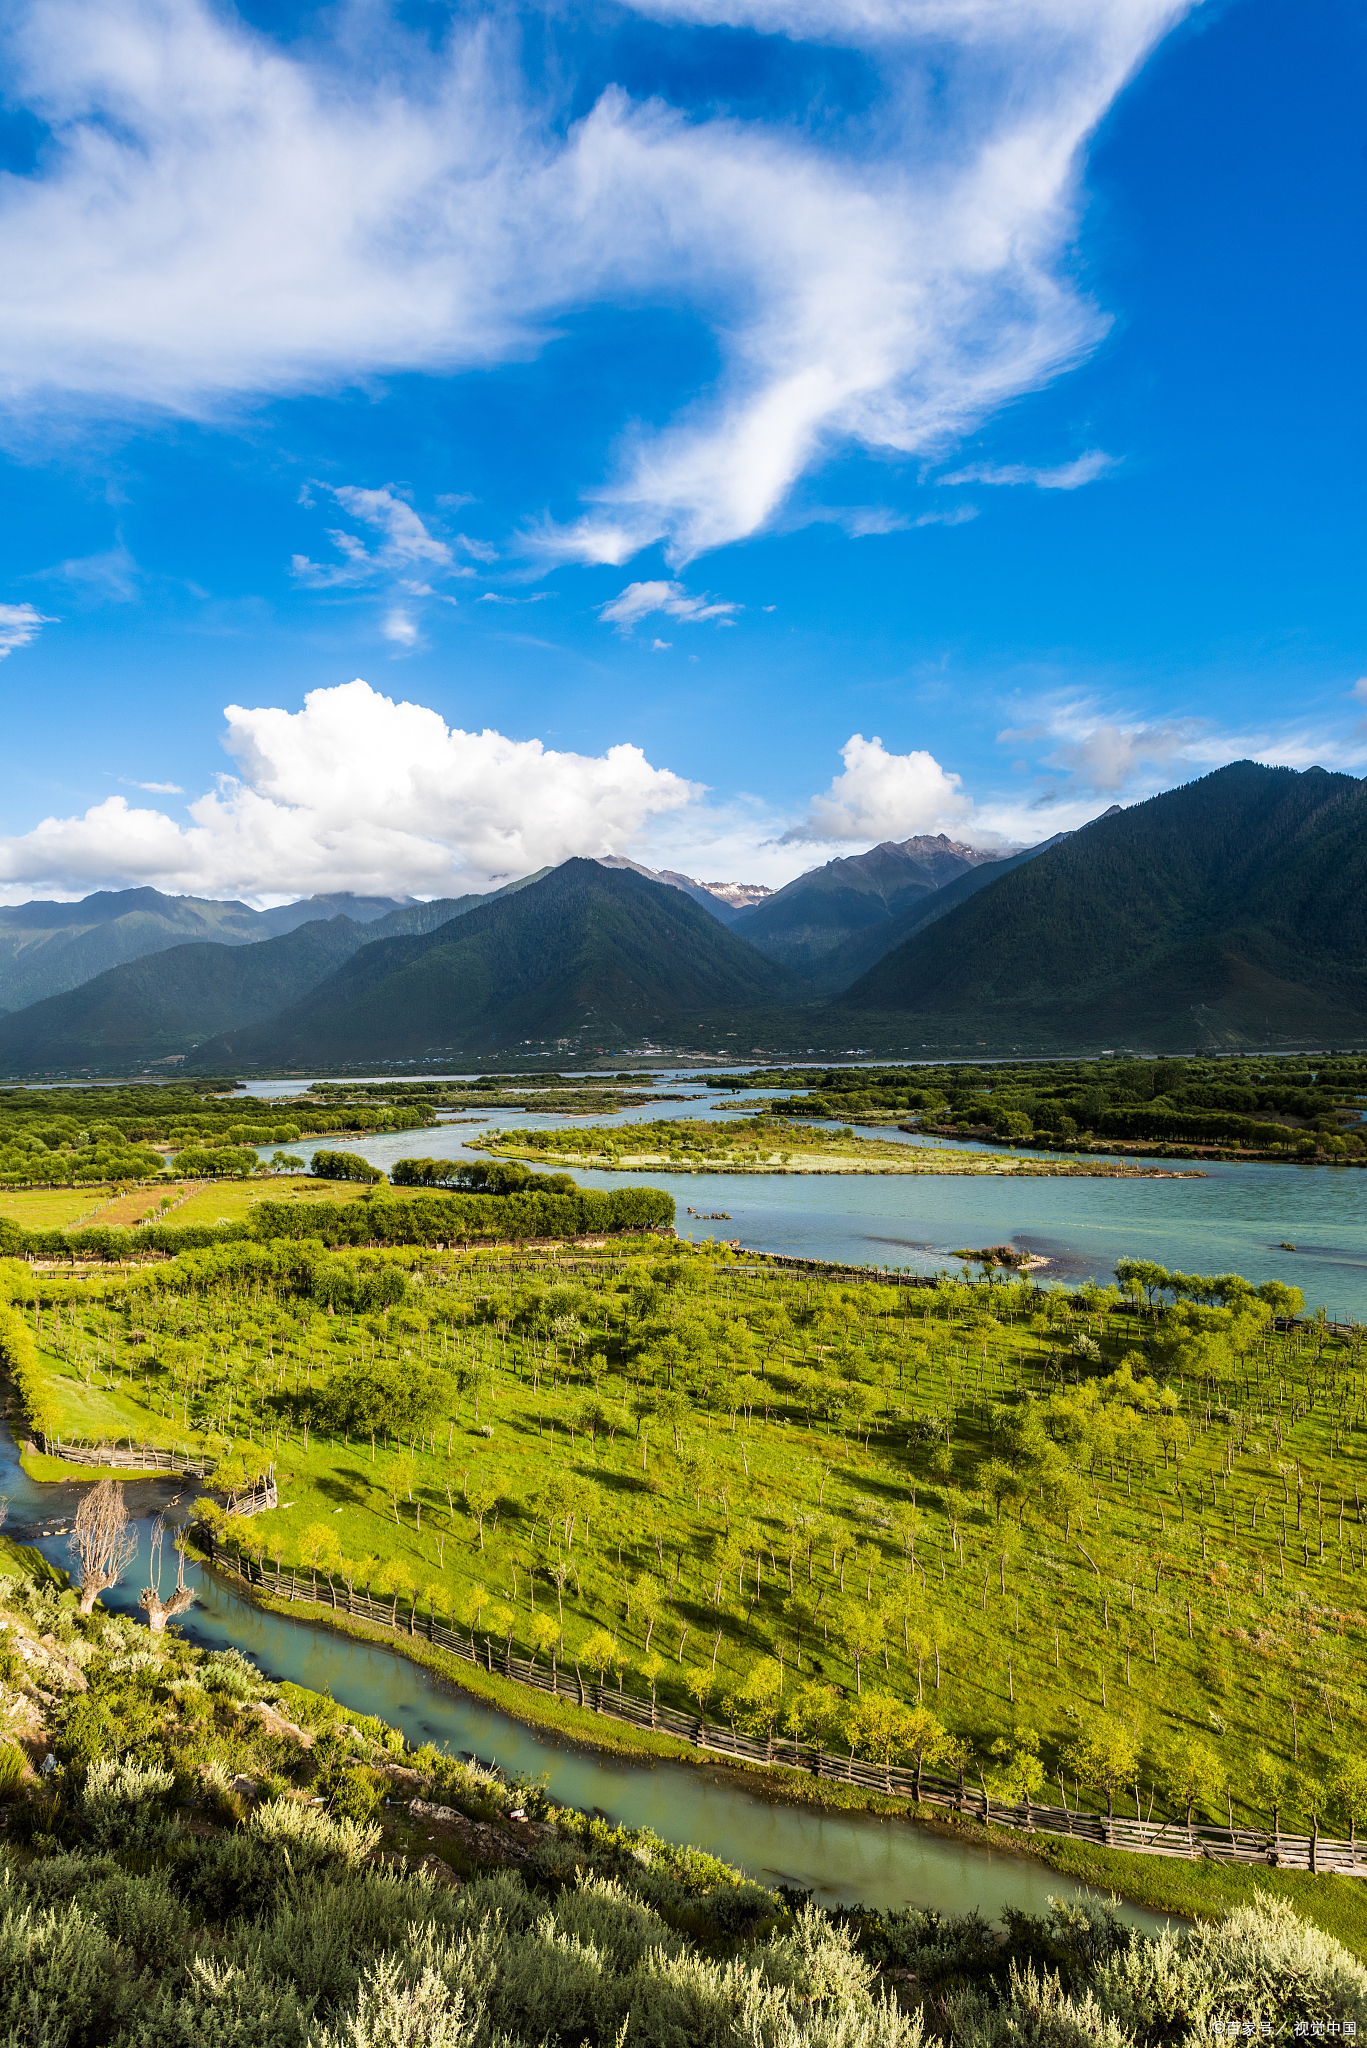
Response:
[259,1075,1367,1318]
[24,1503,1171,1929]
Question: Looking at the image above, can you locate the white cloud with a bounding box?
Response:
[939,449,1118,489]
[0,0,1190,563]
[1352,677,1367,704]
[290,485,475,590]
[0,602,55,656]
[0,677,699,903]
[651,638,672,651]
[38,540,140,601]
[381,607,420,647]
[998,699,1202,792]
[119,778,184,794]
[978,690,1367,843]
[782,733,972,843]
[599,580,740,632]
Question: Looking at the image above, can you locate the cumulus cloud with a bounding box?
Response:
[0,0,1189,562]
[0,602,55,656]
[598,580,740,632]
[782,733,972,843]
[939,449,1118,489]
[0,677,698,903]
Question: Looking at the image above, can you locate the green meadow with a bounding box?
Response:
[3,1230,1365,1850]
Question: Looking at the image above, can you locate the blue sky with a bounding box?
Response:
[0,0,1362,905]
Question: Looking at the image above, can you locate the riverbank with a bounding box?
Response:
[476,1126,1202,1178]
[178,1538,1367,1954]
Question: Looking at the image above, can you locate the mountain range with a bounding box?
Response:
[0,762,1362,1071]
[185,860,801,1068]
[833,761,1367,1050]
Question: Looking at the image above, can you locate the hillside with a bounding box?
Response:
[0,885,411,1015]
[836,762,1367,1049]
[735,834,1000,980]
[188,859,804,1065]
[0,916,374,1074]
[800,835,1069,994]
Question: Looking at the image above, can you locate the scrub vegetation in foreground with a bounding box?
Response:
[4,1225,1366,1860]
[0,1542,1361,2040]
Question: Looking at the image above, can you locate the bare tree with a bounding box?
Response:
[69,1478,137,1615]
[140,1515,195,1634]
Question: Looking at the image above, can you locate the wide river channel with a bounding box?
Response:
[248,1067,1367,1318]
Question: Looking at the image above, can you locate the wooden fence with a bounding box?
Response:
[39,1434,213,1478]
[195,1525,1363,1877]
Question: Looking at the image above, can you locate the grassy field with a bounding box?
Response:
[5,1232,1364,1872]
[0,1173,374,1239]
[0,1187,115,1228]
[478,1115,1201,1179]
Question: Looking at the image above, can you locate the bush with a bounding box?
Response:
[79,1755,176,1852]
[172,1145,259,1177]
[312,1151,386,1184]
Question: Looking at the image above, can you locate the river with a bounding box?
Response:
[0,1420,1172,1929]
[246,1069,1367,1319]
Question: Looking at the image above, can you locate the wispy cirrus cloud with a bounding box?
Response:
[598,580,740,632]
[290,485,483,591]
[940,449,1119,489]
[0,602,56,657]
[0,0,1190,565]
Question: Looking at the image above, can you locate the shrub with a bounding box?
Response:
[312,1151,386,1184]
[79,1755,176,1852]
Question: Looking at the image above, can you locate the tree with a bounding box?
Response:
[1115,1259,1170,1309]
[484,1602,514,1658]
[838,1600,881,1696]
[638,1651,664,1724]
[844,1690,936,1777]
[633,1572,663,1652]
[530,1613,559,1667]
[581,1627,617,1687]
[1331,1754,1367,1855]
[376,1557,415,1628]
[783,1679,838,1749]
[1062,1715,1139,1822]
[69,1477,136,1615]
[467,1470,500,1550]
[1161,1733,1223,1847]
[685,1664,716,1735]
[299,1520,342,1599]
[1250,1748,1286,1844]
[726,1658,783,1741]
[139,1516,195,1635]
[989,1728,1046,1813]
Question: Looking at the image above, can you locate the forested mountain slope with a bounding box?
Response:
[189,859,804,1065]
[0,916,373,1073]
[0,886,410,1015]
[836,763,1367,1049]
[735,834,999,980]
